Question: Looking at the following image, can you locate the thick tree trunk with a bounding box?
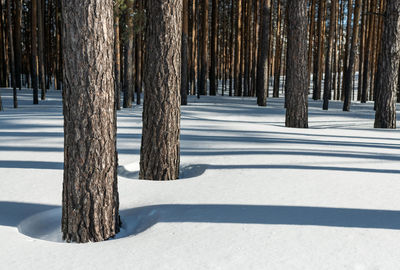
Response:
[256,0,271,107]
[199,0,208,95]
[374,1,400,128]
[343,0,362,112]
[140,0,182,180]
[62,0,120,243]
[285,0,308,128]
[181,0,189,104]
[7,0,17,108]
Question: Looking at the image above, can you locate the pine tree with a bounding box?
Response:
[62,0,120,243]
[139,0,182,180]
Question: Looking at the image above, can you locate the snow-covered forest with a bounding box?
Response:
[0,0,400,269]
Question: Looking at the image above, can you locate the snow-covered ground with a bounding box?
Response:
[1,88,400,269]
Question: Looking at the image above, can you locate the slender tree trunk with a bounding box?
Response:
[37,0,46,100]
[286,0,308,128]
[140,0,182,180]
[273,0,282,98]
[234,0,242,96]
[123,1,134,108]
[312,0,325,100]
[374,1,400,128]
[199,0,208,95]
[256,0,271,107]
[209,0,218,95]
[0,2,5,87]
[181,0,189,104]
[323,0,337,110]
[32,0,39,103]
[135,0,143,105]
[343,0,362,112]
[114,6,121,110]
[7,0,17,108]
[62,0,120,243]
[14,0,22,89]
[308,0,316,78]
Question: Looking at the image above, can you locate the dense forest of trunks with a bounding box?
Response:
[0,0,399,111]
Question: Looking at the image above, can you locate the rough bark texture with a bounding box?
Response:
[272,0,282,98]
[234,0,242,96]
[181,0,189,105]
[256,0,271,107]
[374,1,400,128]
[139,0,182,180]
[285,0,308,128]
[135,0,143,105]
[62,0,120,243]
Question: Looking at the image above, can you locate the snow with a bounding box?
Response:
[1,88,400,269]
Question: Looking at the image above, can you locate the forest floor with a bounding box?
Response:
[1,88,400,269]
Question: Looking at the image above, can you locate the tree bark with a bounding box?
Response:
[343,0,362,112]
[135,0,143,105]
[114,6,121,110]
[234,0,242,96]
[209,0,218,95]
[181,0,189,104]
[256,0,271,107]
[62,0,120,243]
[7,0,17,108]
[199,0,208,95]
[14,0,22,89]
[37,0,46,100]
[374,1,400,128]
[323,0,337,110]
[140,0,182,180]
[32,0,39,104]
[285,0,308,128]
[272,0,282,98]
[123,0,134,108]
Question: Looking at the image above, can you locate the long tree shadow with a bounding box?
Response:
[2,201,400,243]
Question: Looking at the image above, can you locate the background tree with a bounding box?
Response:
[140,0,182,180]
[181,0,189,105]
[62,0,120,243]
[256,0,271,107]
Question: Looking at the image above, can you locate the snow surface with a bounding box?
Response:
[1,88,400,269]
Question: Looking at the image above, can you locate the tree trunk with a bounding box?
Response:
[199,0,208,95]
[181,0,189,104]
[209,0,218,95]
[273,0,282,98]
[37,0,46,100]
[135,0,143,105]
[285,0,308,128]
[14,0,22,89]
[123,1,134,108]
[32,0,39,104]
[256,0,271,107]
[114,7,121,110]
[323,0,337,110]
[0,2,5,87]
[7,0,17,108]
[62,0,120,243]
[312,0,325,100]
[343,0,362,112]
[374,1,400,128]
[234,0,242,96]
[140,0,182,180]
